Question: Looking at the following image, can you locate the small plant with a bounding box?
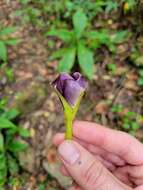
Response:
[0,25,19,63]
[16,0,66,29]
[111,104,143,135]
[129,48,143,87]
[0,99,30,188]
[0,64,14,85]
[130,47,143,67]
[16,0,119,30]
[46,9,128,79]
[65,0,119,19]
[106,63,117,74]
[137,69,143,87]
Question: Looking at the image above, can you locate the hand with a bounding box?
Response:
[53,121,143,190]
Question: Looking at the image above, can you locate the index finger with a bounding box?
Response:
[73,121,143,165]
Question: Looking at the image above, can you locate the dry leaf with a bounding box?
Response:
[95,101,108,114]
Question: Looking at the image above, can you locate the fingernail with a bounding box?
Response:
[58,141,80,165]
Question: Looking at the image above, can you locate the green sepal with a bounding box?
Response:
[54,89,84,140]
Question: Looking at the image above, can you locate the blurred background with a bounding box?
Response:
[0,0,143,189]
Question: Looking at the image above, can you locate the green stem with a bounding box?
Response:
[65,115,73,140]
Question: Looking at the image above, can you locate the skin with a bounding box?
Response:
[53,121,143,190]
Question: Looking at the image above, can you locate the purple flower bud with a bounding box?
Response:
[52,72,87,107]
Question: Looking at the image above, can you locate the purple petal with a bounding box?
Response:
[72,72,81,80]
[52,72,87,107]
[52,73,73,94]
[63,79,84,106]
[72,72,87,88]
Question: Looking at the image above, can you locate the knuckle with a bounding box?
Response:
[82,161,107,189]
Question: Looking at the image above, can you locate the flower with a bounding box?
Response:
[124,2,129,11]
[52,72,87,107]
[52,72,87,139]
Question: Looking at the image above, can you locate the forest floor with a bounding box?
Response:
[0,1,143,189]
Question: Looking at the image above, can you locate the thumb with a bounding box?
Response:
[58,141,132,190]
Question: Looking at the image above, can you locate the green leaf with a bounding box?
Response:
[19,0,31,5]
[122,123,130,129]
[135,56,143,66]
[131,122,140,130]
[19,128,30,138]
[58,47,76,72]
[86,30,113,50]
[111,104,123,113]
[4,39,19,46]
[107,63,116,73]
[0,154,6,170]
[0,158,7,181]
[138,78,143,86]
[5,68,14,82]
[123,117,130,124]
[86,31,100,39]
[8,140,28,152]
[139,69,143,77]
[0,168,7,179]
[14,10,23,17]
[0,133,4,152]
[1,108,19,120]
[0,166,7,186]
[65,1,74,11]
[126,111,135,117]
[108,44,116,53]
[87,30,109,43]
[0,41,7,61]
[51,48,67,59]
[77,42,94,79]
[0,117,17,129]
[0,154,5,163]
[5,127,17,136]
[0,179,6,188]
[105,1,118,12]
[0,98,7,109]
[38,183,46,190]
[73,9,87,38]
[7,154,19,175]
[0,27,16,36]
[45,29,73,42]
[111,31,128,44]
